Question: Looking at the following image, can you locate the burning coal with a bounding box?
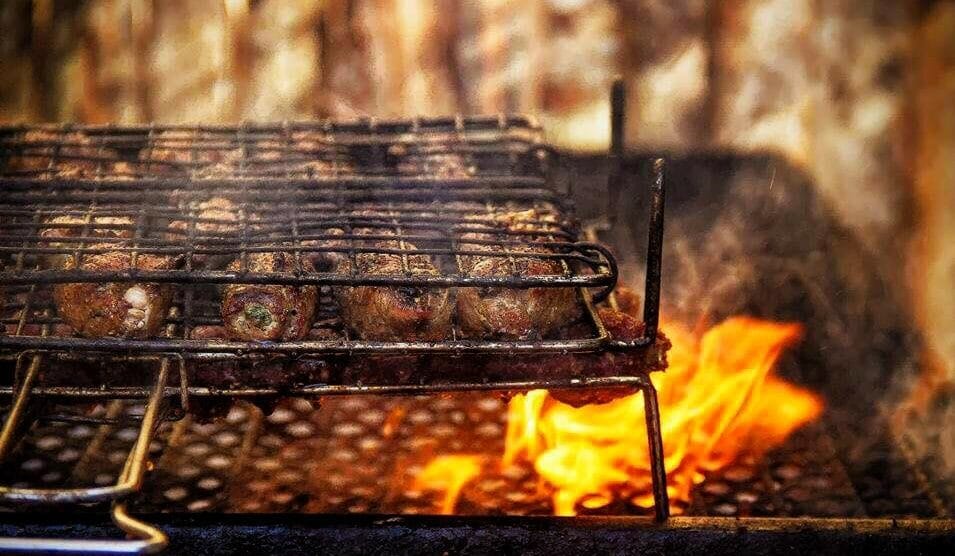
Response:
[418,316,823,515]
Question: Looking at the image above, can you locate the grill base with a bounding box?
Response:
[2,515,953,556]
[2,392,951,519]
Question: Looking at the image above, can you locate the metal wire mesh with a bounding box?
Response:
[0,118,632,358]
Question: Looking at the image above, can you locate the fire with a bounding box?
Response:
[504,316,824,515]
[413,455,483,515]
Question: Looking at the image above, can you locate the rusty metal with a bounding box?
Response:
[642,158,666,340]
[0,105,670,552]
[643,381,670,521]
[0,356,173,503]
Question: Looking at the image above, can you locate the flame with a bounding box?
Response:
[504,316,824,515]
[413,455,483,515]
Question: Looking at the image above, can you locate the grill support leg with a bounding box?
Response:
[642,381,670,521]
[0,355,42,462]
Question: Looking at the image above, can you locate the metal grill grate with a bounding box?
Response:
[0,93,671,551]
[3,395,950,519]
[0,117,636,359]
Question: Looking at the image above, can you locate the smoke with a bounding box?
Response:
[589,153,920,407]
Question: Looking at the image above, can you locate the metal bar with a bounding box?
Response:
[0,331,649,355]
[0,114,540,134]
[642,158,666,341]
[642,380,670,521]
[0,354,42,462]
[0,374,652,400]
[608,77,625,226]
[0,359,171,504]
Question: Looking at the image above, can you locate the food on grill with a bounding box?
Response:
[456,208,580,339]
[546,307,664,407]
[333,224,453,341]
[39,215,135,268]
[456,255,580,340]
[3,130,132,178]
[612,284,642,317]
[167,196,242,268]
[51,250,175,338]
[252,132,350,176]
[221,252,318,341]
[390,140,472,178]
[140,130,243,176]
[38,215,175,338]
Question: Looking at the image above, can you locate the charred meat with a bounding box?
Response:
[221,251,317,341]
[3,130,132,178]
[52,250,175,338]
[39,214,135,268]
[333,216,453,341]
[40,214,176,338]
[457,207,580,339]
[336,249,454,341]
[457,255,580,340]
[140,130,243,176]
[167,196,242,268]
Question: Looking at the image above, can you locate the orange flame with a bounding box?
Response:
[413,455,483,514]
[504,316,824,515]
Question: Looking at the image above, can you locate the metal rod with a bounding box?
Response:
[608,77,626,226]
[0,374,652,400]
[0,360,170,504]
[642,158,666,340]
[0,355,42,462]
[642,381,670,521]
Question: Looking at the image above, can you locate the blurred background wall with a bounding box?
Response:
[0,0,953,385]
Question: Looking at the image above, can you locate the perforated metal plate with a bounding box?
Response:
[3,393,950,518]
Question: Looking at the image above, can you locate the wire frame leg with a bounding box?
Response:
[642,381,670,521]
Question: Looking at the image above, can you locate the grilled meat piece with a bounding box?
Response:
[140,130,243,176]
[252,132,350,176]
[221,252,318,341]
[40,215,135,268]
[52,250,175,338]
[185,325,332,422]
[334,225,453,341]
[167,196,242,268]
[612,284,642,317]
[3,130,132,178]
[457,207,580,339]
[389,141,473,178]
[457,255,580,340]
[546,308,658,407]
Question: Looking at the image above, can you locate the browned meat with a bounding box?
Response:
[457,255,580,340]
[221,252,317,341]
[167,196,242,268]
[3,130,132,178]
[171,197,240,235]
[39,215,135,268]
[456,207,580,339]
[389,141,473,178]
[140,130,243,176]
[612,284,642,317]
[185,325,332,422]
[549,308,669,407]
[334,221,453,341]
[251,131,350,176]
[52,250,175,338]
